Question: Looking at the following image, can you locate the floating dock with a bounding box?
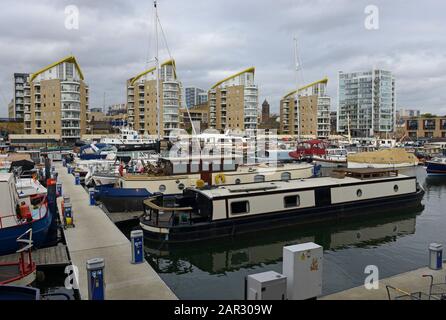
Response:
[55,163,176,300]
[321,263,446,300]
[0,245,69,268]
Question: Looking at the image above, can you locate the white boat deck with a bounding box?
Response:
[55,163,176,300]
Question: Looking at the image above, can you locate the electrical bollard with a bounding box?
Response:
[75,173,80,185]
[131,230,144,264]
[87,258,105,300]
[64,203,74,228]
[56,182,63,197]
[89,188,96,206]
[429,243,443,270]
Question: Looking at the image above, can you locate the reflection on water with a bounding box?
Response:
[124,167,446,300]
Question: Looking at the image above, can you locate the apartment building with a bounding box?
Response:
[185,87,207,109]
[23,56,89,141]
[208,67,258,131]
[337,69,395,137]
[404,116,446,139]
[12,73,30,120]
[179,102,209,133]
[127,60,181,137]
[280,78,331,138]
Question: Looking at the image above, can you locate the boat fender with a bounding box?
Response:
[19,202,33,222]
[215,173,226,185]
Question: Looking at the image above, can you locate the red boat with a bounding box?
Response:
[0,229,36,286]
[289,139,327,160]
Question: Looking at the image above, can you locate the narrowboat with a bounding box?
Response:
[140,168,425,242]
[425,157,446,176]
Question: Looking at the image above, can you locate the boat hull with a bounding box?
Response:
[0,210,52,256]
[426,161,446,176]
[348,162,416,169]
[140,187,425,242]
[96,188,151,213]
[115,143,158,152]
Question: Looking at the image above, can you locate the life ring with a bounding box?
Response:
[215,173,226,185]
[196,179,205,189]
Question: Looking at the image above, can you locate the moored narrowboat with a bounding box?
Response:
[140,168,425,242]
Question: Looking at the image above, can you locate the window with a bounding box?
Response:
[178,183,185,191]
[394,185,399,192]
[231,201,249,215]
[284,195,300,208]
[281,172,291,181]
[159,185,166,192]
[357,189,363,197]
[235,178,241,184]
[254,175,265,183]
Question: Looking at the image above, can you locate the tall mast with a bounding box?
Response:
[294,37,300,143]
[154,0,161,141]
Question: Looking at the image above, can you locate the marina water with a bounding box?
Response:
[120,166,446,299]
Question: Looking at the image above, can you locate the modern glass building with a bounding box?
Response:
[185,87,207,109]
[337,69,395,137]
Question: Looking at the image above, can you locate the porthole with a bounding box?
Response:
[159,184,166,192]
[178,183,185,191]
[281,172,291,181]
[394,185,399,192]
[357,189,363,197]
[235,178,241,185]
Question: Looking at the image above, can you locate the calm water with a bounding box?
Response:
[130,166,446,299]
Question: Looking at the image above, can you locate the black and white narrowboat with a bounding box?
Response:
[140,169,425,242]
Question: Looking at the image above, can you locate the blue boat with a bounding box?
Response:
[426,157,446,176]
[95,187,151,213]
[79,144,116,160]
[0,286,40,300]
[0,174,53,256]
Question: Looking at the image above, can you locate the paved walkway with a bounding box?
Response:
[321,263,446,300]
[56,163,176,300]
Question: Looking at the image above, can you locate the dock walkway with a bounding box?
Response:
[321,263,446,300]
[55,163,176,300]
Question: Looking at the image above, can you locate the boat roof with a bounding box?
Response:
[194,173,411,200]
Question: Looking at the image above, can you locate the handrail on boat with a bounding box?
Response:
[143,198,193,212]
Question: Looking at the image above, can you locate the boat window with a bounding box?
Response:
[284,195,300,208]
[254,175,265,183]
[235,178,241,184]
[281,172,291,181]
[357,189,363,197]
[394,185,399,192]
[231,201,250,215]
[178,183,185,191]
[159,185,166,192]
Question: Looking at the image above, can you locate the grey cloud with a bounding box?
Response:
[1,0,445,116]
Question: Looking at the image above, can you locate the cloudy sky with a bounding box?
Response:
[1,0,445,117]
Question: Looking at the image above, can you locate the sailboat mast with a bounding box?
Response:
[294,37,300,143]
[154,0,161,141]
